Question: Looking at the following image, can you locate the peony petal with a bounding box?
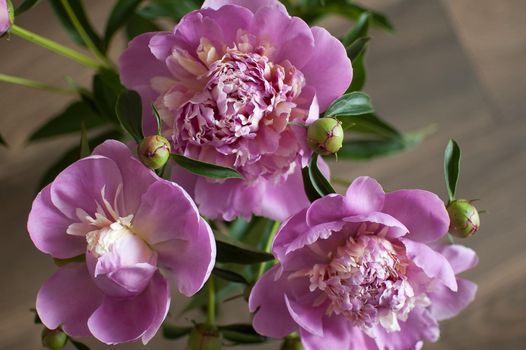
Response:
[433,244,479,274]
[92,140,158,214]
[87,271,170,345]
[153,218,215,297]
[300,27,353,111]
[202,0,288,15]
[249,265,297,338]
[402,239,457,291]
[28,185,85,259]
[306,194,351,227]
[342,212,408,239]
[284,295,324,337]
[383,189,450,243]
[273,208,309,260]
[36,264,103,337]
[429,278,477,321]
[345,176,385,215]
[133,180,201,244]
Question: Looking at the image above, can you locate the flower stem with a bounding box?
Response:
[0,73,77,95]
[207,276,216,326]
[59,0,113,69]
[9,25,100,69]
[256,220,280,279]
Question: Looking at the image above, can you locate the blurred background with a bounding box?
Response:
[1,0,525,349]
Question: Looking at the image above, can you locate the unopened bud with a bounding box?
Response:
[41,328,67,350]
[186,324,221,350]
[137,135,171,170]
[307,118,344,155]
[281,336,303,350]
[447,199,480,238]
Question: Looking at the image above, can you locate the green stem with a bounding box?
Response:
[256,221,280,279]
[0,73,77,95]
[60,0,113,69]
[207,276,216,326]
[9,25,100,69]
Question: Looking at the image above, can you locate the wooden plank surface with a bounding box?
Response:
[0,0,524,349]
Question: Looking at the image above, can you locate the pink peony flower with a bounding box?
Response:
[28,140,216,345]
[249,177,478,350]
[0,0,10,36]
[119,0,352,221]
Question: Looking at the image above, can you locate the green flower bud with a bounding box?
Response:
[307,118,344,156]
[41,328,67,350]
[137,135,171,170]
[447,199,480,238]
[186,324,222,350]
[281,336,304,350]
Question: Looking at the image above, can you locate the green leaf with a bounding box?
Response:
[444,139,461,202]
[137,0,200,21]
[92,69,125,125]
[212,267,249,285]
[215,234,275,264]
[336,127,432,160]
[171,154,243,180]
[125,13,161,40]
[15,0,41,16]
[152,104,162,135]
[325,92,373,117]
[79,122,90,158]
[69,339,91,350]
[115,90,144,142]
[311,154,335,194]
[340,113,401,139]
[346,37,369,61]
[302,166,322,202]
[348,48,367,92]
[37,130,121,190]
[104,0,142,46]
[342,12,370,46]
[49,0,104,52]
[29,101,105,141]
[162,323,192,340]
[220,324,268,344]
[348,3,394,32]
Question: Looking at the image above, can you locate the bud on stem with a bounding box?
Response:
[186,324,222,350]
[307,118,344,156]
[41,328,67,350]
[447,199,480,238]
[137,135,171,170]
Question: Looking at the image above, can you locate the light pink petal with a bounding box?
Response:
[92,140,158,214]
[383,189,449,243]
[284,221,345,255]
[300,316,376,350]
[429,278,477,321]
[153,218,215,297]
[249,265,297,338]
[345,176,385,215]
[49,156,123,220]
[284,295,324,337]
[133,180,201,244]
[402,239,457,291]
[28,185,85,259]
[202,0,287,15]
[87,271,170,345]
[300,27,353,111]
[273,208,309,260]
[306,194,351,226]
[433,244,479,274]
[342,212,408,239]
[36,264,103,338]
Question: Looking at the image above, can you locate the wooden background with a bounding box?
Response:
[1,0,525,349]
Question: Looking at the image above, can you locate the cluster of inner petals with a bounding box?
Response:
[304,223,420,332]
[155,32,308,179]
[66,186,138,258]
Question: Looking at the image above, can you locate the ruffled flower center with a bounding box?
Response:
[306,223,420,333]
[66,186,138,258]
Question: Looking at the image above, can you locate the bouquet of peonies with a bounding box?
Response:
[1,0,481,349]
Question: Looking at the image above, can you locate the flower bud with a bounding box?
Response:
[447,199,480,238]
[41,328,67,350]
[186,324,222,350]
[281,336,304,350]
[1,0,13,37]
[137,135,171,170]
[307,118,344,155]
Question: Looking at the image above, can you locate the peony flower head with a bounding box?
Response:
[119,0,352,221]
[0,0,11,36]
[28,140,216,345]
[249,176,478,350]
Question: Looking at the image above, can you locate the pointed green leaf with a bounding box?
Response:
[15,0,41,15]
[343,12,370,46]
[302,166,322,202]
[444,139,461,202]
[125,13,160,40]
[325,92,373,117]
[220,324,268,344]
[346,37,369,61]
[115,90,144,142]
[171,154,243,180]
[348,48,367,92]
[340,113,401,139]
[212,267,249,285]
[162,324,192,340]
[215,234,274,264]
[310,154,335,194]
[69,339,90,350]
[104,0,142,46]
[152,104,162,135]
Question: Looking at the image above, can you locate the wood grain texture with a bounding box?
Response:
[1,0,524,349]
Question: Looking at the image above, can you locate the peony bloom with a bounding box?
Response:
[0,0,10,36]
[119,0,352,221]
[249,177,478,350]
[28,140,215,345]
